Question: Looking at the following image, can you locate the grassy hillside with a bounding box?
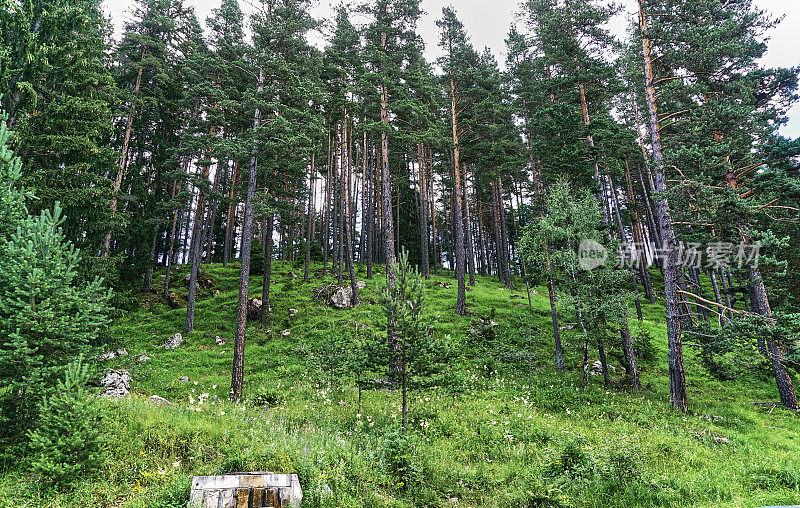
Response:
[2,261,799,507]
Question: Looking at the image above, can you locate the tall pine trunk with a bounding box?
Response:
[231,68,263,402]
[343,111,360,306]
[304,153,315,282]
[418,144,430,279]
[223,161,240,266]
[380,37,396,286]
[449,77,467,315]
[185,158,211,334]
[103,50,144,258]
[261,214,274,325]
[639,2,687,411]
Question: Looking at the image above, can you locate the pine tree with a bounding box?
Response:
[230,0,322,400]
[0,107,112,457]
[1,0,119,264]
[436,7,474,315]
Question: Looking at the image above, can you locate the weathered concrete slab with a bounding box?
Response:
[190,472,302,507]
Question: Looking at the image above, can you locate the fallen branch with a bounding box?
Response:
[677,290,743,315]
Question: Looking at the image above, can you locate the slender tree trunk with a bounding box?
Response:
[621,318,642,390]
[337,121,345,285]
[463,172,476,286]
[304,153,315,282]
[429,155,440,275]
[366,141,374,279]
[343,109,360,305]
[626,161,656,303]
[185,159,211,334]
[261,214,274,325]
[709,269,726,327]
[449,77,467,315]
[201,158,223,264]
[546,246,564,373]
[223,161,240,266]
[748,252,798,410]
[640,2,687,411]
[380,36,396,286]
[418,144,430,279]
[598,338,611,386]
[142,224,159,293]
[163,161,188,299]
[231,68,263,402]
[103,50,144,258]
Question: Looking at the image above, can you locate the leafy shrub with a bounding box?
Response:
[27,360,107,489]
[251,385,286,408]
[544,440,593,479]
[381,431,420,491]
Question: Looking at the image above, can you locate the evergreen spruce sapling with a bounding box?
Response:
[27,359,108,490]
[0,107,112,459]
[379,249,450,434]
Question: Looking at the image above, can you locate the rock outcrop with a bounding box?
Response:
[162,333,183,349]
[100,369,131,398]
[314,281,366,309]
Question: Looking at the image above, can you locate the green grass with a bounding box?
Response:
[2,260,799,507]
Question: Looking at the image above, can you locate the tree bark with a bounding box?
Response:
[449,77,467,315]
[749,255,798,410]
[639,2,687,411]
[185,158,211,334]
[223,161,240,266]
[417,144,430,279]
[103,50,145,257]
[231,68,263,402]
[546,244,564,373]
[380,33,396,287]
[463,170,476,286]
[621,318,642,390]
[261,214,274,325]
[304,153,315,282]
[343,109,359,305]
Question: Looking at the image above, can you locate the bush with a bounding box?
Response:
[27,360,107,489]
[381,431,420,491]
[0,107,112,460]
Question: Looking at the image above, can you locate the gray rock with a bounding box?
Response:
[314,283,365,308]
[247,298,270,321]
[146,395,172,406]
[215,335,225,346]
[183,270,201,286]
[97,351,117,361]
[288,308,299,318]
[162,333,183,349]
[182,269,214,289]
[166,291,183,309]
[588,360,624,376]
[138,354,151,362]
[116,348,129,357]
[179,376,190,383]
[280,329,291,337]
[100,369,131,398]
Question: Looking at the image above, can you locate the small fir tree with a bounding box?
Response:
[0,107,112,458]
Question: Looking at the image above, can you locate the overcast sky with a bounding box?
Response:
[102,0,800,138]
